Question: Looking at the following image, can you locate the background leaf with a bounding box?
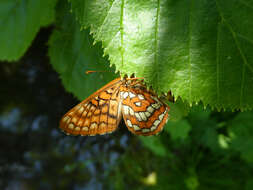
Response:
[228,112,253,163]
[139,136,169,157]
[164,119,191,140]
[166,98,190,121]
[48,2,117,100]
[0,0,57,61]
[69,0,253,110]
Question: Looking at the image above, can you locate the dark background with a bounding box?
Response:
[0,28,133,190]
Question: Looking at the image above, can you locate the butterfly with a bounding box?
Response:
[59,78,170,136]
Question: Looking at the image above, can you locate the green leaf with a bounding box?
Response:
[69,0,253,110]
[164,120,191,140]
[185,170,199,190]
[166,98,190,121]
[0,0,57,61]
[228,112,253,163]
[246,180,253,190]
[139,136,168,157]
[188,105,212,121]
[48,2,117,100]
[188,107,225,152]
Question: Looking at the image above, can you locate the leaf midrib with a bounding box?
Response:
[120,0,125,69]
[188,0,193,102]
[154,0,160,85]
[216,22,221,105]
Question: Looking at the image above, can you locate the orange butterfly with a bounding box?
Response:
[60,78,170,136]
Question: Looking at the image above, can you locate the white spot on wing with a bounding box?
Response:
[123,105,129,115]
[90,123,97,129]
[159,113,165,121]
[166,113,170,122]
[147,106,154,113]
[120,91,124,98]
[82,127,88,131]
[84,120,89,126]
[145,111,151,118]
[77,120,82,126]
[154,120,160,127]
[63,116,70,123]
[107,88,113,93]
[129,92,136,98]
[129,107,134,116]
[152,103,160,109]
[139,112,147,121]
[142,128,150,133]
[135,102,141,107]
[83,110,88,116]
[126,120,133,127]
[138,94,145,100]
[68,123,74,129]
[78,106,84,114]
[123,92,129,99]
[75,127,80,131]
[75,105,81,110]
[151,126,156,131]
[135,113,142,121]
[151,96,160,103]
[133,125,140,131]
[72,117,78,123]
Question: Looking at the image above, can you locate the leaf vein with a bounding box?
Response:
[107,31,120,50]
[216,0,252,109]
[216,0,253,74]
[120,0,125,68]
[154,0,160,84]
[188,0,193,102]
[237,33,253,46]
[239,0,253,10]
[240,65,246,108]
[97,0,115,39]
[216,22,221,105]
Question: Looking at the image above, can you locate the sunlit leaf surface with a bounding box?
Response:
[69,0,253,110]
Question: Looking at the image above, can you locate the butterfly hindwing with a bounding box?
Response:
[120,83,169,136]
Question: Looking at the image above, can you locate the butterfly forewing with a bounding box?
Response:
[60,78,122,136]
[120,82,169,136]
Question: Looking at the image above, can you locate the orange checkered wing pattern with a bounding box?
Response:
[120,80,169,136]
[59,78,123,136]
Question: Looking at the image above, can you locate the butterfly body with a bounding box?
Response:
[60,78,169,136]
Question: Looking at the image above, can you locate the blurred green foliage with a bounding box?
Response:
[106,108,253,190]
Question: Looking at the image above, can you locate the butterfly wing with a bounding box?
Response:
[60,78,123,136]
[120,82,169,136]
